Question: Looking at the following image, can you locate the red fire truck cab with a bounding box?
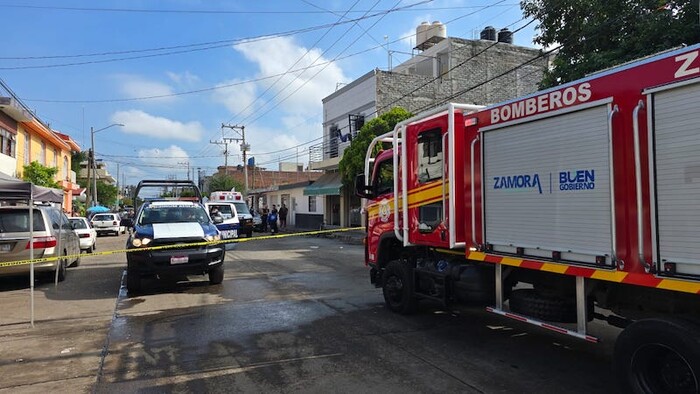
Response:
[357,45,700,392]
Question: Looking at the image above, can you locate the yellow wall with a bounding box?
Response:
[16,124,72,182]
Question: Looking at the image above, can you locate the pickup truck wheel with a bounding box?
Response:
[126,269,142,294]
[382,259,417,314]
[614,317,700,394]
[209,265,224,284]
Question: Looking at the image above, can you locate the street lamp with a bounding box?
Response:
[91,123,124,206]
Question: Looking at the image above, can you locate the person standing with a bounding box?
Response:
[269,205,278,234]
[279,203,288,230]
[261,205,269,232]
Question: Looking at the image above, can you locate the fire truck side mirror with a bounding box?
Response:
[354,174,374,199]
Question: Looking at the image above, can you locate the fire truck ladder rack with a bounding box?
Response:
[488,264,599,343]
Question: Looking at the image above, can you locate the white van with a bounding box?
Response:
[204,202,239,240]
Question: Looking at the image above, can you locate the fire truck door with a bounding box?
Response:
[649,79,700,277]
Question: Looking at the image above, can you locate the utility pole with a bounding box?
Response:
[209,139,229,175]
[85,149,92,207]
[178,161,190,180]
[221,124,248,194]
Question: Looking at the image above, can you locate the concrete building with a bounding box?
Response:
[252,181,324,229]
[309,24,551,227]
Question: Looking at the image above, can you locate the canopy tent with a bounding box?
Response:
[0,172,63,203]
[0,172,64,327]
[303,172,343,196]
[86,205,110,213]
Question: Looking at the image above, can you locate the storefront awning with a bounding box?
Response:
[303,172,343,196]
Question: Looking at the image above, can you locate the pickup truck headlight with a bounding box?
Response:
[205,235,221,242]
[132,237,152,247]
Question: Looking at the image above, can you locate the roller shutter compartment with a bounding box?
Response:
[483,105,613,265]
[652,81,700,277]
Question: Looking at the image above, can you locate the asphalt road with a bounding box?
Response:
[0,232,621,393]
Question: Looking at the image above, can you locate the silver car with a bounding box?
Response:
[0,205,81,281]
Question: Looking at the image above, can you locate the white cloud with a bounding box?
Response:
[137,145,190,170]
[166,71,200,86]
[231,36,348,116]
[114,74,175,102]
[212,79,258,117]
[110,110,204,142]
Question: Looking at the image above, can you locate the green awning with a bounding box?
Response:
[303,172,343,196]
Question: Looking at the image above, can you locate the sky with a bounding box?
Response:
[0,0,538,186]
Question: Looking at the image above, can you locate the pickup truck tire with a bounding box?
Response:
[614,317,700,394]
[383,259,417,314]
[126,269,142,294]
[508,289,592,323]
[209,265,224,285]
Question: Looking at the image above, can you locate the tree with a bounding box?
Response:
[339,107,413,186]
[71,151,86,174]
[521,0,700,88]
[208,173,244,194]
[96,182,118,207]
[22,161,60,188]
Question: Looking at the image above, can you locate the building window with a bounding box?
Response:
[23,132,30,165]
[53,148,58,167]
[0,128,16,158]
[308,196,317,212]
[63,156,68,180]
[39,141,46,165]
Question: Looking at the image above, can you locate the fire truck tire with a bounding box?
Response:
[614,317,700,394]
[508,289,592,323]
[382,259,417,314]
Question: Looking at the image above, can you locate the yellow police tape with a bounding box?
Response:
[0,227,365,268]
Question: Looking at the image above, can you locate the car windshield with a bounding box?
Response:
[93,214,114,221]
[0,209,46,232]
[69,218,88,229]
[233,202,250,215]
[139,205,210,225]
[208,204,234,219]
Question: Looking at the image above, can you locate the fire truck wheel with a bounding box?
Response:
[614,317,700,394]
[382,259,417,314]
[508,289,592,323]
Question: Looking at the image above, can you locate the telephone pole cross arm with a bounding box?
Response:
[221,123,248,195]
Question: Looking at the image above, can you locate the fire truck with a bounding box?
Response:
[356,45,700,392]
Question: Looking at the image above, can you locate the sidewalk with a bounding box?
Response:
[254,226,366,245]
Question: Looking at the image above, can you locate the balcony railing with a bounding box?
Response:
[308,137,340,164]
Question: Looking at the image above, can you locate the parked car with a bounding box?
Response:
[252,210,264,232]
[69,217,97,253]
[232,202,254,238]
[0,204,81,281]
[90,213,123,236]
[125,200,225,293]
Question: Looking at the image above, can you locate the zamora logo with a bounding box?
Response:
[493,174,542,194]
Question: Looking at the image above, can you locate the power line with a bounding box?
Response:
[0,3,517,15]
[223,0,362,125]
[0,1,430,68]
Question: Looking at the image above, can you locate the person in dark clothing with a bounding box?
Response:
[261,205,269,232]
[278,203,288,230]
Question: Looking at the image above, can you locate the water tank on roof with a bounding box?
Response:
[480,26,497,41]
[416,22,430,48]
[430,21,447,40]
[498,28,513,44]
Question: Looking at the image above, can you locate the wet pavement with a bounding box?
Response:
[1,232,620,393]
